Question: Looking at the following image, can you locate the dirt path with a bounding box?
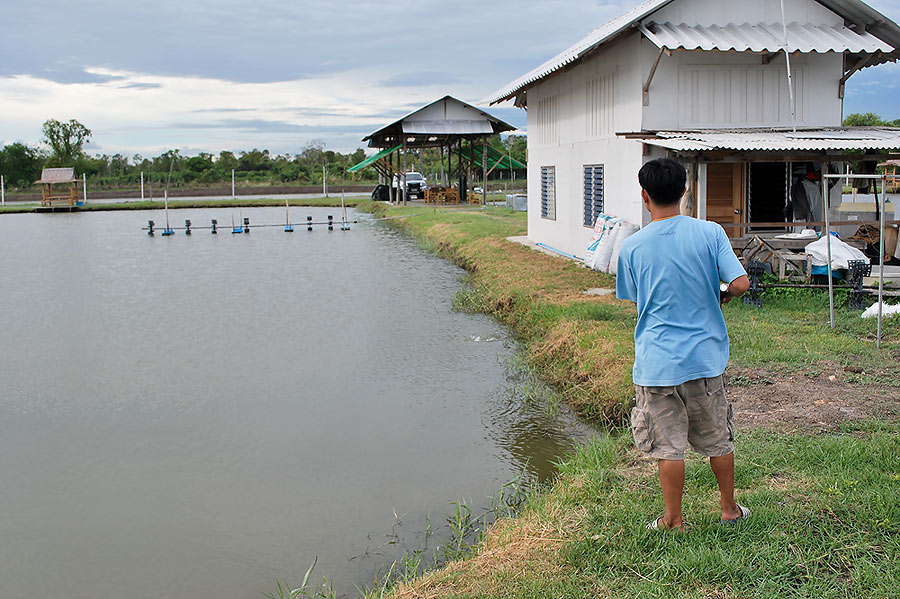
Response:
[726,365,900,431]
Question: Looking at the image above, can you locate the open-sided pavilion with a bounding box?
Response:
[348,96,524,205]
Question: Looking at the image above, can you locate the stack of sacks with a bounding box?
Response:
[584,214,639,273]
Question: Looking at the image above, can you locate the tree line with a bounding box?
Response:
[0,118,528,192]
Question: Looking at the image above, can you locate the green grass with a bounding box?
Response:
[362,202,899,420]
[389,426,899,599]
[726,289,900,385]
[559,427,900,599]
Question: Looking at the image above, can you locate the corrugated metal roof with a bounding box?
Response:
[639,21,892,53]
[402,120,494,135]
[363,95,515,147]
[486,0,900,105]
[35,167,77,184]
[484,0,675,104]
[639,127,900,151]
[346,144,402,173]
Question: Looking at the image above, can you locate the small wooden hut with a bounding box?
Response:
[36,168,80,207]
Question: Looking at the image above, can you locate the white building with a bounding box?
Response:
[487,0,900,258]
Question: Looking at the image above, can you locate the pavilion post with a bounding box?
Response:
[1,175,4,206]
[482,140,488,205]
[402,138,408,206]
[466,140,473,204]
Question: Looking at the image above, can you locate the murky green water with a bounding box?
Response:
[0,207,595,598]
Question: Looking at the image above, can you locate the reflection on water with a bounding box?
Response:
[0,207,595,598]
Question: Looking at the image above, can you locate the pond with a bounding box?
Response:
[0,207,595,598]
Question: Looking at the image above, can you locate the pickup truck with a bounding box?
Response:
[392,172,428,199]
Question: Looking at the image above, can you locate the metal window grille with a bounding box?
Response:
[541,166,556,220]
[583,165,604,227]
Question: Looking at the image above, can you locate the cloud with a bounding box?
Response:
[379,72,463,88]
[1,0,896,153]
[118,82,163,90]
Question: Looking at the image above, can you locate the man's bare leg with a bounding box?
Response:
[658,459,685,530]
[709,452,742,521]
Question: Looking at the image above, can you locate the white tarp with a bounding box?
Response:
[804,235,869,270]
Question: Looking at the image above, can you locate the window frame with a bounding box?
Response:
[583,164,604,227]
[540,166,556,221]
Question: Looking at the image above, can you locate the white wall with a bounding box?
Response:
[522,0,849,257]
[640,42,844,129]
[526,33,646,259]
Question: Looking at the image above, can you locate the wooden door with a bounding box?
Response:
[706,162,744,237]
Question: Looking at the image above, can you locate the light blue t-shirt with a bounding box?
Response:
[616,215,746,386]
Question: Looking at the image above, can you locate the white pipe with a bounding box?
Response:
[83,175,87,204]
[823,172,834,328]
[1,175,5,206]
[822,172,898,347]
[780,0,797,132]
[141,171,144,201]
[231,169,235,200]
[877,176,885,349]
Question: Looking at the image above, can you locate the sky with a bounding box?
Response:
[1,0,898,158]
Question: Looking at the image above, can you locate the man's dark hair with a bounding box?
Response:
[638,158,687,206]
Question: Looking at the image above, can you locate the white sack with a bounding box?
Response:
[585,214,618,271]
[608,221,640,276]
[804,235,869,270]
[861,302,900,319]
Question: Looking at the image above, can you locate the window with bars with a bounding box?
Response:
[541,166,556,220]
[583,165,604,227]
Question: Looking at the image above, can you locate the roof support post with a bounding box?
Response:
[697,162,708,221]
[643,46,667,106]
[482,141,488,205]
[402,138,408,206]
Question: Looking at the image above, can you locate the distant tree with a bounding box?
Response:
[238,148,271,172]
[300,140,326,166]
[843,112,900,127]
[41,119,92,165]
[109,153,129,176]
[186,153,214,173]
[0,142,44,188]
[216,151,238,171]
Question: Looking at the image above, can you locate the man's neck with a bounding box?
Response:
[649,206,681,222]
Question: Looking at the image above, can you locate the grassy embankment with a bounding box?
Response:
[0,196,363,214]
[351,202,898,599]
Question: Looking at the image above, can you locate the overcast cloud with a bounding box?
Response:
[1,0,898,156]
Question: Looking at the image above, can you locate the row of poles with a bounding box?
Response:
[145,214,351,235]
[145,189,352,235]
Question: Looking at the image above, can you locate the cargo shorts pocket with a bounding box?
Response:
[704,375,725,397]
[726,402,734,443]
[631,406,652,452]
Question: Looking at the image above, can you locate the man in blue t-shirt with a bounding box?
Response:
[616,158,750,532]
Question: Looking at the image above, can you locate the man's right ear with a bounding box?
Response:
[640,189,651,207]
